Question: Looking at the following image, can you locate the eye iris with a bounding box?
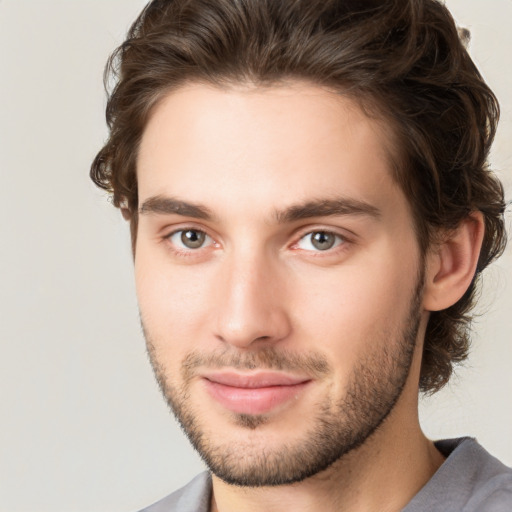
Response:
[181,230,205,249]
[311,231,335,250]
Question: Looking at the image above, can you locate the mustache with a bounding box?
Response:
[180,346,331,381]
[141,320,331,381]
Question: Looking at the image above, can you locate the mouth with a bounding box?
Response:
[201,371,312,415]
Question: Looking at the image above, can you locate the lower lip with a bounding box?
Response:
[203,380,311,415]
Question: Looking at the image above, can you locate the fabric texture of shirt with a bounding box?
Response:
[138,438,512,511]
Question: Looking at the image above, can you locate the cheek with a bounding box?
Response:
[289,250,418,364]
[134,250,214,357]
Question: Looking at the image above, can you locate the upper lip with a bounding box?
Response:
[201,371,311,388]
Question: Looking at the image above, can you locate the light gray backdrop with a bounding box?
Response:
[0,1,510,511]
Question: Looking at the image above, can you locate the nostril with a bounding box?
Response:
[255,335,271,341]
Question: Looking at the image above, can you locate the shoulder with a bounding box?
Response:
[473,478,512,511]
[404,438,512,512]
[462,448,512,512]
[137,472,212,512]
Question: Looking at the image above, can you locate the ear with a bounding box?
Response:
[422,212,485,312]
[121,207,132,220]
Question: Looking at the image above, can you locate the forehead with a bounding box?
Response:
[136,82,402,218]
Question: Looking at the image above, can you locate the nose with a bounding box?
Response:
[213,251,292,349]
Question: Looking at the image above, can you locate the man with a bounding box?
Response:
[91,0,511,510]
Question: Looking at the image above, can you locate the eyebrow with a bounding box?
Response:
[139,195,381,223]
[274,197,381,223]
[139,195,214,220]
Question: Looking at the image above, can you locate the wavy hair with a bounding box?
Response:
[91,0,507,393]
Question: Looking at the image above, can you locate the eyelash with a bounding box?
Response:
[162,227,351,257]
[291,230,347,253]
[164,228,216,256]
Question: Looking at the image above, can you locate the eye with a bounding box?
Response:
[296,231,344,251]
[167,229,213,250]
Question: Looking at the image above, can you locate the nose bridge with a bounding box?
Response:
[214,244,290,347]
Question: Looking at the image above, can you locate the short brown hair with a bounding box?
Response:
[91,0,507,393]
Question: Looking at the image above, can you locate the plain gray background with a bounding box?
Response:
[0,1,510,511]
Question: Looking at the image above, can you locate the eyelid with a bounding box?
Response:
[171,229,212,246]
[299,232,343,250]
[162,224,219,252]
[289,226,354,253]
[292,223,354,241]
[159,222,354,254]
[161,221,213,239]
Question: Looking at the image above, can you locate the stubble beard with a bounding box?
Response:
[143,273,424,487]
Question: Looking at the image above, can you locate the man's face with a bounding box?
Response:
[135,83,427,485]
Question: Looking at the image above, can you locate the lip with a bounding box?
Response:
[201,371,312,415]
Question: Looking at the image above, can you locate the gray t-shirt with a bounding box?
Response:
[139,438,512,511]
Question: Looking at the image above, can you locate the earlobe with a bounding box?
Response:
[422,212,485,312]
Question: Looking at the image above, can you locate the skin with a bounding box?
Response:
[134,82,483,512]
